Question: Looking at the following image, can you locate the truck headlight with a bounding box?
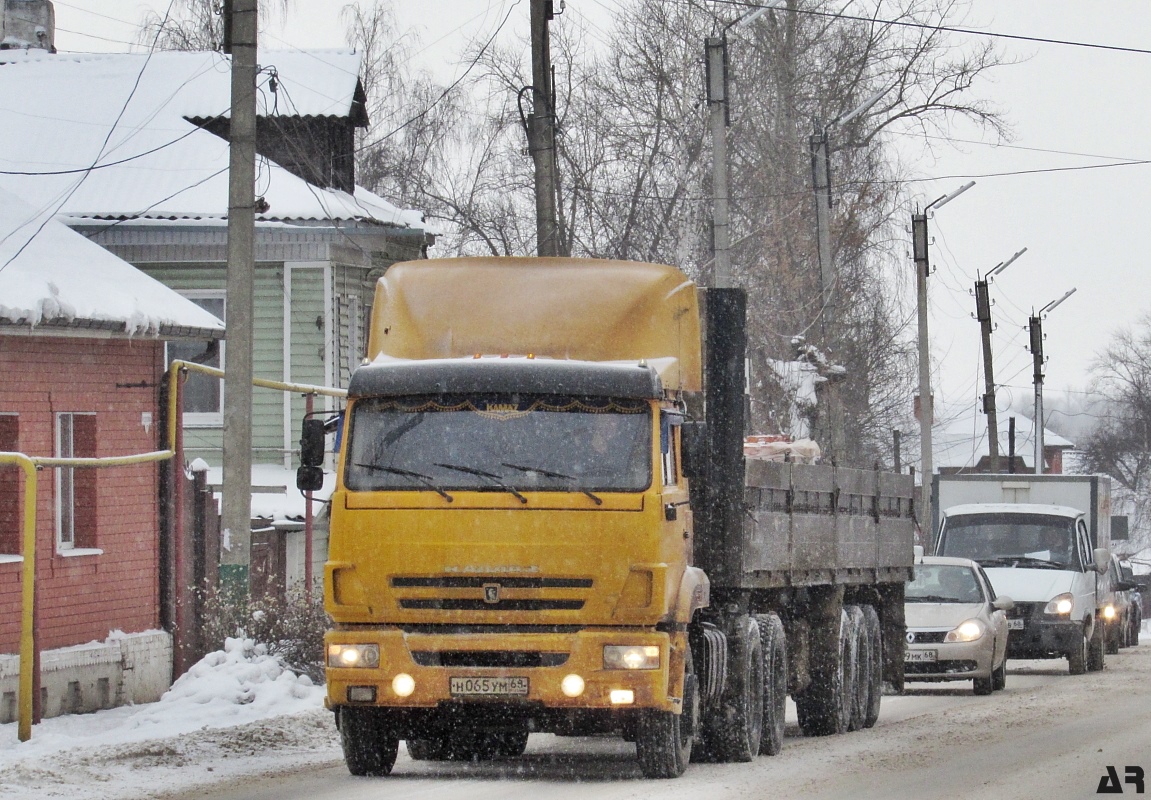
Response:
[603,645,660,670]
[945,620,985,643]
[1044,593,1074,615]
[327,643,380,668]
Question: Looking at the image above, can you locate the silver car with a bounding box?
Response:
[905,555,1013,695]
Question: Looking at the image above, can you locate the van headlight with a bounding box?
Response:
[327,643,380,668]
[945,620,985,643]
[603,645,660,670]
[1044,593,1074,615]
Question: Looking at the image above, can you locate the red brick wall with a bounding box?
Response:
[0,334,164,654]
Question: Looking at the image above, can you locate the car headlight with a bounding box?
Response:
[327,643,380,668]
[603,645,660,670]
[1044,592,1074,615]
[1103,604,1117,620]
[945,620,985,643]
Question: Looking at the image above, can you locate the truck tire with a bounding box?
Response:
[755,613,787,756]
[795,607,853,737]
[846,606,867,731]
[1088,617,1106,672]
[406,736,449,760]
[1067,626,1088,675]
[860,605,883,728]
[636,649,698,778]
[338,707,399,776]
[702,615,764,761]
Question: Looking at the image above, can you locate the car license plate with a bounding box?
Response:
[905,649,937,663]
[1007,618,1025,631]
[449,676,529,697]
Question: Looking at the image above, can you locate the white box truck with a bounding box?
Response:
[931,474,1112,674]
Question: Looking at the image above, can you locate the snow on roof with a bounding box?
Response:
[0,187,225,336]
[204,463,334,523]
[932,405,1074,471]
[0,49,426,228]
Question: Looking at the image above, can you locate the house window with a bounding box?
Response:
[56,413,97,551]
[166,292,225,426]
[0,414,18,555]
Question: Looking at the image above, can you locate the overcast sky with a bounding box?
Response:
[46,1,1151,425]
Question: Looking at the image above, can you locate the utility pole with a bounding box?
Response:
[221,0,257,589]
[911,181,973,547]
[528,0,561,257]
[705,36,732,289]
[1029,288,1076,475]
[973,277,1000,473]
[810,129,834,323]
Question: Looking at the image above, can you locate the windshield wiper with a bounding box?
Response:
[435,463,528,504]
[1010,556,1068,569]
[908,594,967,603]
[353,463,453,502]
[501,462,603,505]
[979,555,1065,569]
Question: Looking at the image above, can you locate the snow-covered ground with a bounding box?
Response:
[0,639,337,800]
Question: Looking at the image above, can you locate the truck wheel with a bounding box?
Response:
[795,607,852,737]
[703,615,764,761]
[1067,626,1088,675]
[846,606,867,731]
[338,707,399,776]
[635,649,698,778]
[1087,618,1106,672]
[861,606,883,728]
[755,613,787,756]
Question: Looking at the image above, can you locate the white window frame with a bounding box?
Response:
[55,412,97,553]
[166,290,226,427]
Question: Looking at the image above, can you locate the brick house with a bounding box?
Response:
[0,188,224,721]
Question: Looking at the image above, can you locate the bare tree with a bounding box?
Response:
[137,0,293,51]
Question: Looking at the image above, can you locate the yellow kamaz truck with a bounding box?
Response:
[297,258,914,778]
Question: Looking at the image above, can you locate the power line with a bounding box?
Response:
[708,0,1151,57]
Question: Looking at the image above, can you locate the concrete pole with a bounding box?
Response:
[705,37,732,289]
[974,279,1000,472]
[221,0,257,589]
[912,212,933,544]
[529,0,560,257]
[1030,314,1045,474]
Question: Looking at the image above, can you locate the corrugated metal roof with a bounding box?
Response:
[0,49,427,229]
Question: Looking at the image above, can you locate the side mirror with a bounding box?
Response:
[300,418,326,467]
[1093,548,1110,575]
[297,465,324,493]
[992,596,1015,612]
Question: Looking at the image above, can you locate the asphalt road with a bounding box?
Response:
[173,642,1151,800]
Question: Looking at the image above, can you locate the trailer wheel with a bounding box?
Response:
[845,606,867,731]
[755,613,788,756]
[702,615,764,761]
[636,649,698,778]
[338,707,399,776]
[1067,625,1088,675]
[1087,617,1106,672]
[795,607,853,736]
[861,606,883,728]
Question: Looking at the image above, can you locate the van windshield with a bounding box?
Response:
[938,513,1080,570]
[344,394,652,493]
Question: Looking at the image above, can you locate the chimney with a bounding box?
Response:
[1,0,55,53]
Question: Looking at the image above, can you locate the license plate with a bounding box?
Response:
[905,649,937,663]
[1007,618,1025,631]
[449,676,529,697]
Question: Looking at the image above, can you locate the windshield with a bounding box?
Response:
[907,564,986,603]
[939,513,1079,569]
[344,394,652,493]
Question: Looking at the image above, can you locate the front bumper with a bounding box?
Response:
[325,627,680,713]
[1006,603,1083,658]
[904,631,994,681]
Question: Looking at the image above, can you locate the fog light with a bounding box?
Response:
[610,689,635,705]
[392,673,416,697]
[561,673,585,698]
[347,685,376,703]
[1103,604,1116,620]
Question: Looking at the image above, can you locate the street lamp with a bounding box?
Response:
[911,181,974,549]
[975,247,1027,473]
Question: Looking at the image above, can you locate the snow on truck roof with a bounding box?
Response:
[365,258,703,393]
[942,503,1085,519]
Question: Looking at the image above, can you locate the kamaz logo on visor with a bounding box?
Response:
[483,584,501,604]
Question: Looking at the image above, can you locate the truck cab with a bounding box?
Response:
[936,503,1109,674]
